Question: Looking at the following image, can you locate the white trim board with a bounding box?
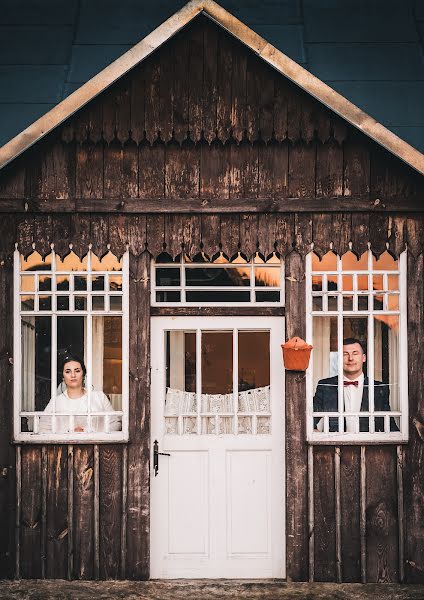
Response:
[0,0,423,176]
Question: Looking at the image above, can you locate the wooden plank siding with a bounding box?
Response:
[0,13,423,585]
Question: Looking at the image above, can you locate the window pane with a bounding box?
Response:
[254,267,280,287]
[185,267,250,287]
[91,275,105,291]
[238,331,270,414]
[341,251,368,271]
[21,296,34,311]
[21,316,51,418]
[21,275,35,292]
[56,275,70,291]
[39,295,52,311]
[92,296,105,311]
[373,315,399,432]
[312,316,338,433]
[312,251,337,271]
[74,276,88,291]
[373,251,397,271]
[156,291,181,302]
[21,251,52,272]
[186,291,250,303]
[109,275,123,291]
[202,331,232,395]
[156,268,180,287]
[57,296,69,311]
[255,291,280,303]
[109,296,122,311]
[93,316,122,410]
[39,275,52,291]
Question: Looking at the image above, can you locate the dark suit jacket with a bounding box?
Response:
[313,375,398,432]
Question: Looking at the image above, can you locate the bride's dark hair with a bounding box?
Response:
[61,354,87,377]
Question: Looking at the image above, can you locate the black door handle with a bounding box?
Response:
[153,439,170,476]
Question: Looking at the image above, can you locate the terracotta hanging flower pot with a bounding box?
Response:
[281,337,313,371]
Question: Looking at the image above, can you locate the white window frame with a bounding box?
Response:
[14,248,129,443]
[151,252,285,307]
[306,248,408,444]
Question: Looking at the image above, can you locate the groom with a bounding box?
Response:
[313,337,398,433]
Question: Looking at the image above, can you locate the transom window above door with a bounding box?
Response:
[152,251,284,306]
[164,328,272,436]
[14,249,129,442]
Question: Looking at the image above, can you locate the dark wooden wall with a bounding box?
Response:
[0,15,424,584]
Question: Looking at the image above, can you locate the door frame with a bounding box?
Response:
[150,315,286,579]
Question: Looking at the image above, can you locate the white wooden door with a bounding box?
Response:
[150,316,285,579]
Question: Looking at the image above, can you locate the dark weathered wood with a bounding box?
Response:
[200,214,220,257]
[308,446,315,582]
[229,137,258,200]
[165,140,200,199]
[67,445,74,580]
[344,134,370,198]
[397,446,405,583]
[366,447,399,583]
[340,446,361,582]
[230,38,247,142]
[41,447,48,578]
[258,140,289,200]
[294,213,313,256]
[5,196,424,215]
[361,446,367,583]
[94,445,100,580]
[125,215,147,257]
[405,252,424,583]
[239,214,258,258]
[15,446,21,579]
[99,446,122,580]
[70,214,91,259]
[203,20,219,142]
[0,215,15,578]
[126,251,150,579]
[288,141,316,199]
[73,446,94,579]
[285,250,308,581]
[188,22,203,142]
[164,214,184,258]
[172,33,189,143]
[351,213,370,257]
[20,447,42,578]
[334,448,342,583]
[76,139,104,199]
[120,446,128,579]
[387,216,407,258]
[143,55,160,143]
[90,216,109,260]
[108,215,130,259]
[216,29,232,141]
[150,306,285,317]
[104,139,124,199]
[331,213,351,257]
[275,214,295,255]
[46,446,68,580]
[200,139,229,200]
[50,215,71,258]
[129,66,145,143]
[316,139,343,197]
[139,139,164,201]
[257,213,276,257]
[314,447,336,582]
[312,213,332,257]
[146,215,165,257]
[369,214,388,257]
[219,214,240,259]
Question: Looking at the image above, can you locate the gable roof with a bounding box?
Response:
[0,0,423,176]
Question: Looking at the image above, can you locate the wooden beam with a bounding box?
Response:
[1,196,424,214]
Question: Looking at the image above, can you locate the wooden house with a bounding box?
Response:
[0,0,423,584]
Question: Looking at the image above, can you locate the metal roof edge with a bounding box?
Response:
[0,0,423,176]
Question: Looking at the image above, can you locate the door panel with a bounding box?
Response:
[151,316,285,579]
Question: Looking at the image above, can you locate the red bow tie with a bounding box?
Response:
[344,381,359,387]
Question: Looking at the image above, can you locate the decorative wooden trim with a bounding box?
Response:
[0,1,423,176]
[151,306,285,317]
[2,196,424,214]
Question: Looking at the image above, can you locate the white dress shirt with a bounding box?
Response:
[343,373,364,433]
[38,389,121,433]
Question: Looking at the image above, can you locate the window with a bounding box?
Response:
[152,251,284,305]
[14,249,129,442]
[306,249,408,443]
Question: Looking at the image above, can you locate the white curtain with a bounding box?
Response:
[22,317,35,411]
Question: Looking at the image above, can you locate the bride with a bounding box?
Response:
[39,354,121,433]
